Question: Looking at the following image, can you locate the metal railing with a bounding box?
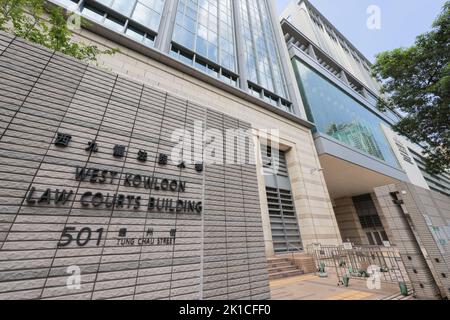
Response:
[286,242,304,262]
[307,243,411,285]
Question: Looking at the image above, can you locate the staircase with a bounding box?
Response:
[267,256,305,280]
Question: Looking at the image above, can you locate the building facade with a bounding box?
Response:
[0,0,448,301]
[0,0,343,300]
[281,0,450,299]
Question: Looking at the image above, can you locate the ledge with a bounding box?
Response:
[313,132,408,182]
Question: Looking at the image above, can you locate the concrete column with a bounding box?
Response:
[333,197,367,245]
[254,135,275,257]
[373,184,446,299]
[155,0,179,53]
[232,0,249,91]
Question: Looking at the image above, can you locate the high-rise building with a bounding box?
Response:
[0,0,448,301]
[52,0,304,114]
[0,0,342,300]
[281,0,450,300]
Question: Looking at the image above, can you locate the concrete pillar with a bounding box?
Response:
[232,0,249,91]
[155,0,179,53]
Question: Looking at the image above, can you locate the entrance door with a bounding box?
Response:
[353,194,389,245]
[262,146,302,253]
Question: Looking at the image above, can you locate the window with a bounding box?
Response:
[293,58,400,167]
[82,4,105,22]
[126,26,145,42]
[172,0,236,72]
[410,149,450,197]
[93,0,165,32]
[354,195,389,246]
[239,0,289,100]
[280,100,292,113]
[81,1,164,48]
[249,86,262,98]
[111,0,135,16]
[248,84,292,113]
[132,2,161,31]
[179,50,194,66]
[170,45,238,87]
[104,15,125,32]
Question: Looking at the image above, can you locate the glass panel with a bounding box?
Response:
[111,0,136,16]
[125,26,144,42]
[92,0,166,32]
[179,50,193,66]
[172,0,236,72]
[104,15,125,32]
[132,2,161,31]
[239,0,288,99]
[294,58,400,168]
[170,47,179,59]
[173,25,195,50]
[82,5,104,22]
[143,34,155,47]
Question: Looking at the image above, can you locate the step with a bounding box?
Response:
[267,257,291,262]
[267,261,293,268]
[268,265,295,271]
[267,254,314,280]
[268,265,300,274]
[269,269,304,280]
[267,258,291,263]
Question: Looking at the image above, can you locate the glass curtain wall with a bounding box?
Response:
[239,0,288,100]
[55,0,167,47]
[53,0,294,112]
[171,0,237,85]
[293,58,399,168]
[95,0,166,31]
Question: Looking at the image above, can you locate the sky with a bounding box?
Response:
[276,0,447,62]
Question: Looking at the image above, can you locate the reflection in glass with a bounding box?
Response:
[239,0,288,99]
[93,0,165,32]
[172,0,236,72]
[293,58,399,167]
[326,122,384,160]
[111,0,135,17]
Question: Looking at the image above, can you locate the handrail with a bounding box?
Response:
[286,242,303,261]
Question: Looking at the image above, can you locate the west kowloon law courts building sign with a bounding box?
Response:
[0,34,270,300]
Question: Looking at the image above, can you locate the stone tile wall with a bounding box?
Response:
[0,32,269,300]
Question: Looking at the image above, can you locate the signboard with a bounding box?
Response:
[23,132,205,248]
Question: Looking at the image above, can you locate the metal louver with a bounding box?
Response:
[262,146,303,253]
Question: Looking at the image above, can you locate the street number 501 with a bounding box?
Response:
[58,227,104,247]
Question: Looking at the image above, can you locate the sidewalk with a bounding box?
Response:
[270,273,405,300]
